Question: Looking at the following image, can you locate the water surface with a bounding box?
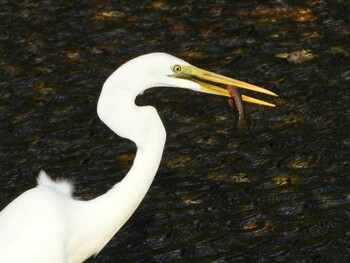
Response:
[0,0,349,262]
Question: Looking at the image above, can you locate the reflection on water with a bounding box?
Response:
[1,0,349,262]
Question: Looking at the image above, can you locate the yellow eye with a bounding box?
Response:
[172,65,182,73]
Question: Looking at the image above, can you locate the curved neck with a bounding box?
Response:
[68,73,167,262]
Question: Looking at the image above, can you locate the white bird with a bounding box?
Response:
[0,53,276,263]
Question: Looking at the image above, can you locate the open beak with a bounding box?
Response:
[170,65,278,107]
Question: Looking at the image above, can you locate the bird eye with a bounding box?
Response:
[172,65,182,73]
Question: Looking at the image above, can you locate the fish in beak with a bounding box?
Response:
[169,64,278,107]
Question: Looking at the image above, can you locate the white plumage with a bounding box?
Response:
[0,53,276,262]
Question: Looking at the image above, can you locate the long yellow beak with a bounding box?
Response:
[170,65,278,107]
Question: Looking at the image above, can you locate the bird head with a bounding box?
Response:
[117,52,277,107]
[98,53,277,146]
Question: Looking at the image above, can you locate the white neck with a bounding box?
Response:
[68,72,166,262]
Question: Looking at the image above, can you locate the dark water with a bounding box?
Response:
[1,0,350,262]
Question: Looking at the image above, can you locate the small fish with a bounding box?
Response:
[227,85,246,133]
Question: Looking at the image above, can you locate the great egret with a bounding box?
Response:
[0,53,276,263]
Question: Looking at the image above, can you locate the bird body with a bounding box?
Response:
[0,171,72,262]
[0,53,276,262]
